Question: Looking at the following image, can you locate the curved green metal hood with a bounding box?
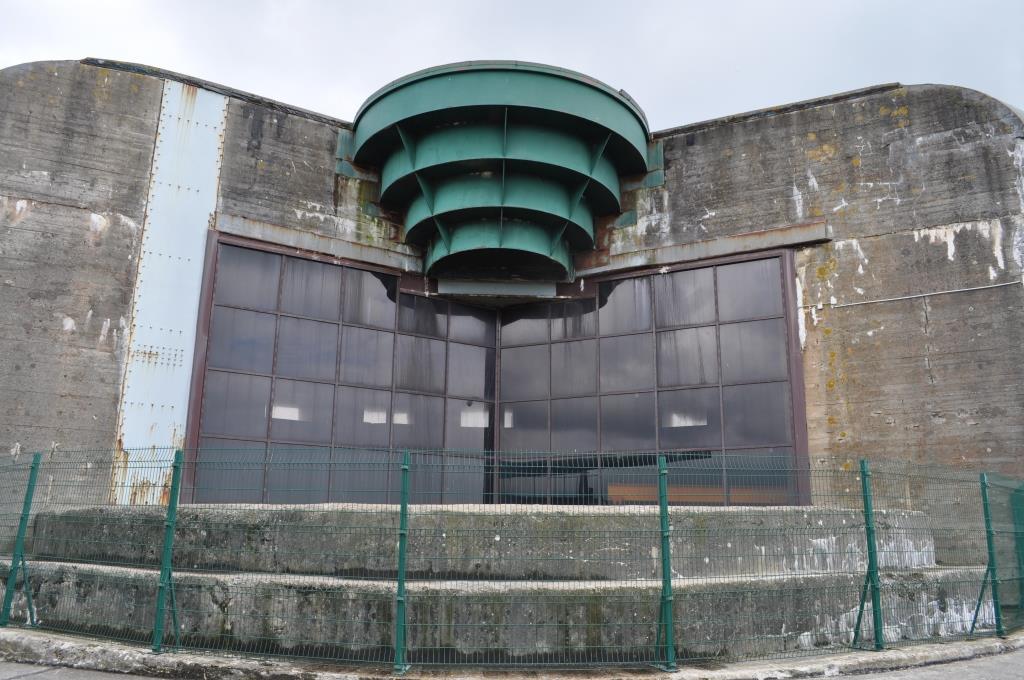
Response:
[347,61,651,281]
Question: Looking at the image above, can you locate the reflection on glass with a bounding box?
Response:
[265,445,330,503]
[447,343,495,400]
[665,452,725,506]
[445,400,493,450]
[395,335,446,393]
[724,447,795,505]
[719,318,788,383]
[602,453,660,505]
[410,450,444,504]
[500,400,548,451]
[722,382,792,447]
[276,317,338,381]
[500,304,548,346]
[599,334,655,392]
[551,340,597,397]
[551,299,597,340]
[497,451,548,504]
[280,257,342,320]
[600,392,655,451]
[270,379,334,444]
[201,371,271,439]
[342,268,397,329]
[334,386,391,447]
[392,392,444,448]
[214,245,281,311]
[208,306,276,373]
[653,267,715,327]
[658,387,722,449]
[551,397,598,452]
[195,438,266,503]
[657,327,718,387]
[398,294,448,338]
[444,452,489,503]
[717,258,784,321]
[598,278,652,335]
[499,344,549,401]
[339,327,393,387]
[449,303,496,346]
[330,448,394,504]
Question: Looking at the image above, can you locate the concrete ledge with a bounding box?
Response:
[0,558,994,661]
[0,625,1021,680]
[28,504,948,581]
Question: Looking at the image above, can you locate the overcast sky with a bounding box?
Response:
[2,0,1022,131]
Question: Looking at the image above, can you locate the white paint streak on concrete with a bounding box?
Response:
[1010,139,1024,212]
[791,183,804,220]
[834,238,869,264]
[913,219,1005,267]
[15,199,28,215]
[61,316,76,332]
[989,266,998,281]
[98,318,111,344]
[89,213,109,234]
[806,170,819,192]
[855,287,865,295]
[117,214,140,232]
[832,197,849,213]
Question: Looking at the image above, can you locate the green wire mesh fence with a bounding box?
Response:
[0,447,1020,670]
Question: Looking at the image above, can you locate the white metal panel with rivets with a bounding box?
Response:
[114,81,227,502]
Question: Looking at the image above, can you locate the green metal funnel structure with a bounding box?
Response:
[347,61,651,280]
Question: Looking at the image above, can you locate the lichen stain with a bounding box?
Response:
[851,156,862,168]
[806,144,838,162]
[826,378,836,391]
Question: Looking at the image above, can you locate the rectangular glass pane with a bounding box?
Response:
[599,334,655,392]
[499,344,549,401]
[392,392,444,449]
[410,450,444,504]
[265,444,330,504]
[395,335,446,393]
[551,397,598,452]
[447,343,495,400]
[666,452,725,506]
[342,268,397,329]
[598,278,651,335]
[398,293,448,338]
[270,379,334,444]
[500,303,548,346]
[497,452,548,504]
[657,326,718,387]
[334,386,391,448]
[601,453,660,506]
[195,439,266,503]
[722,382,792,447]
[719,318,789,384]
[280,257,342,320]
[339,327,393,387]
[658,387,722,450]
[551,339,597,397]
[549,456,601,505]
[550,299,597,340]
[500,400,548,451]
[716,258,784,322]
[201,371,271,439]
[653,267,716,327]
[276,317,338,381]
[445,399,493,450]
[207,306,276,373]
[214,245,281,311]
[449,302,496,346]
[600,392,655,452]
[444,452,489,503]
[724,447,797,505]
[330,448,394,504]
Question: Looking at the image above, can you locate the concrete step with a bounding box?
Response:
[0,558,995,662]
[27,504,947,581]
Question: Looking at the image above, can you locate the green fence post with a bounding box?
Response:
[393,449,411,674]
[0,453,42,627]
[978,473,1005,637]
[859,459,885,651]
[656,455,677,671]
[152,449,183,653]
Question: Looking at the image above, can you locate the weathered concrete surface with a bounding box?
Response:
[216,99,418,271]
[27,504,943,581]
[0,60,161,459]
[3,628,1024,680]
[0,558,994,662]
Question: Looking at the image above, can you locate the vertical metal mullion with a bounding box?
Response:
[713,266,727,505]
[329,264,345,501]
[387,288,399,503]
[263,255,287,502]
[493,309,503,502]
[441,300,450,503]
[651,273,661,458]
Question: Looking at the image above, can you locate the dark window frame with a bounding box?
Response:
[185,233,809,505]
